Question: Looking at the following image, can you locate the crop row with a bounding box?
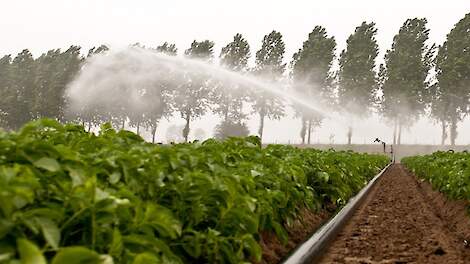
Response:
[0,119,389,263]
[402,151,470,203]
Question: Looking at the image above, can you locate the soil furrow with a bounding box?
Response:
[318,164,470,264]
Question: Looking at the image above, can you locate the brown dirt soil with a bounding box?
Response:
[409,167,470,257]
[318,164,470,264]
[259,208,332,264]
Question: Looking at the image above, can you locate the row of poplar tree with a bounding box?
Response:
[1,14,469,145]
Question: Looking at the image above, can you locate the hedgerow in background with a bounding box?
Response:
[0,119,388,263]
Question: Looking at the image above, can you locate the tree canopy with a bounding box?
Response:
[1,15,470,145]
[338,22,379,144]
[434,12,470,145]
[380,18,434,144]
[291,26,336,144]
[252,30,286,141]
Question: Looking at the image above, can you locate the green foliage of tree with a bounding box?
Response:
[184,40,214,60]
[33,49,63,119]
[8,49,37,130]
[36,46,83,122]
[0,55,13,129]
[338,22,379,144]
[220,33,250,72]
[213,119,250,140]
[434,12,470,145]
[87,45,109,57]
[141,42,179,143]
[71,46,108,131]
[124,44,177,141]
[155,42,177,55]
[174,40,214,142]
[379,18,435,145]
[252,31,286,142]
[213,34,251,124]
[1,19,469,145]
[291,26,336,144]
[0,46,87,130]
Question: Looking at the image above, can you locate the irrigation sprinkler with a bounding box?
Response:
[374,138,395,163]
[374,138,386,153]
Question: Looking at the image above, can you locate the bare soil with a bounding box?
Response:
[318,164,470,264]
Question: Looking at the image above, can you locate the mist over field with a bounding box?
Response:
[1,0,470,145]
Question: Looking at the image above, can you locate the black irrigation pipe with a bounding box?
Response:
[281,162,393,264]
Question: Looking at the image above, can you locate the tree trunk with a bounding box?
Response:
[300,118,307,144]
[87,121,92,132]
[307,119,312,145]
[136,122,140,135]
[347,126,352,145]
[392,119,397,145]
[121,119,125,130]
[450,114,458,146]
[183,112,191,143]
[397,120,402,145]
[224,109,229,122]
[441,119,447,145]
[151,126,157,143]
[258,109,265,142]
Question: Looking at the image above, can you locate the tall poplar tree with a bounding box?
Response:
[214,33,251,134]
[380,18,434,144]
[291,26,336,144]
[338,22,379,144]
[9,49,37,129]
[174,40,214,142]
[252,30,286,141]
[144,42,178,143]
[0,55,12,128]
[434,12,470,145]
[155,42,177,55]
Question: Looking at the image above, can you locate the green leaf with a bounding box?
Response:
[0,253,13,262]
[100,255,114,264]
[51,247,101,264]
[109,171,121,184]
[33,157,61,172]
[272,221,288,244]
[250,170,262,177]
[0,219,14,239]
[317,171,329,182]
[95,187,110,201]
[181,233,202,258]
[109,229,123,257]
[0,166,15,183]
[132,253,161,264]
[36,217,61,250]
[242,234,262,262]
[144,204,182,239]
[17,239,46,264]
[67,166,85,187]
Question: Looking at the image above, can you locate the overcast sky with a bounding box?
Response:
[3,0,470,59]
[2,0,470,144]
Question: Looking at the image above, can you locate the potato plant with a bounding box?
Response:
[403,151,470,202]
[0,119,388,263]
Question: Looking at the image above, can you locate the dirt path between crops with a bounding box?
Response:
[318,164,470,264]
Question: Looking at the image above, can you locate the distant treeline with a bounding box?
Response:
[0,14,469,145]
